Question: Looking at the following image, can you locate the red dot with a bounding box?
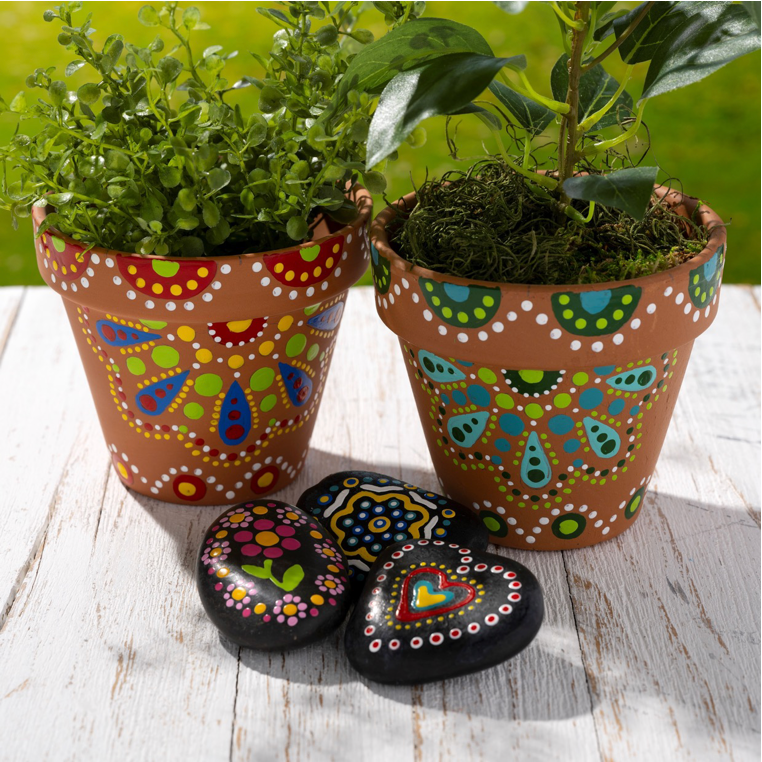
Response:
[195,438,205,445]
[209,449,219,457]
[254,519,274,530]
[155,389,166,399]
[263,547,283,559]
[276,525,295,537]
[144,423,154,431]
[234,531,253,542]
[116,329,127,340]
[228,410,241,421]
[281,538,301,551]
[101,325,116,341]
[140,395,157,412]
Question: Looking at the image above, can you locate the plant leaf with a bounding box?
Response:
[489,80,554,135]
[642,4,761,100]
[551,54,632,129]
[65,59,86,77]
[366,52,524,167]
[450,102,502,130]
[742,1,761,30]
[593,9,629,41]
[9,91,26,113]
[207,167,231,192]
[76,83,101,105]
[137,5,159,26]
[563,167,658,220]
[493,1,528,13]
[333,18,495,113]
[157,56,184,84]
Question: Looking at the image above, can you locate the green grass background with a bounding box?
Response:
[0,1,758,286]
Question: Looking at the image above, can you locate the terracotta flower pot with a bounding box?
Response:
[370,189,726,550]
[34,186,372,505]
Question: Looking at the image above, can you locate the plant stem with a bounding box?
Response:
[582,1,655,72]
[557,1,590,208]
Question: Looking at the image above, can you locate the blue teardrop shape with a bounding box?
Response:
[583,417,621,458]
[605,366,657,392]
[418,350,466,383]
[135,370,189,416]
[278,362,313,407]
[520,431,551,489]
[447,411,489,448]
[307,301,345,331]
[579,289,612,314]
[219,380,252,446]
[97,319,161,347]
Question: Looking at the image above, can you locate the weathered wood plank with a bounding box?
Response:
[0,286,23,360]
[566,285,761,761]
[0,289,99,630]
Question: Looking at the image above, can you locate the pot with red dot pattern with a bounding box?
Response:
[34,186,372,505]
[369,188,726,550]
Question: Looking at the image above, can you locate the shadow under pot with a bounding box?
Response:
[34,185,372,506]
[369,188,726,550]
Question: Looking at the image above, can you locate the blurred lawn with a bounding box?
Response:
[0,1,758,287]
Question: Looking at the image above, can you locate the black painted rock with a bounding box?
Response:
[297,471,489,592]
[344,539,543,684]
[196,500,351,651]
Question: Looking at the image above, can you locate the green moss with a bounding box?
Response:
[390,160,710,286]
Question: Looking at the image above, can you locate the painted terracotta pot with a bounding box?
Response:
[370,189,726,550]
[35,186,372,505]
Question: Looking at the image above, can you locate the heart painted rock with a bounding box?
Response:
[297,471,488,592]
[344,539,543,684]
[196,500,351,651]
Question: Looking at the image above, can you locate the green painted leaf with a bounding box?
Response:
[642,4,761,100]
[334,18,494,111]
[493,1,528,13]
[563,167,658,220]
[742,1,761,30]
[278,565,305,592]
[489,80,554,135]
[551,54,632,129]
[242,560,273,579]
[367,53,522,167]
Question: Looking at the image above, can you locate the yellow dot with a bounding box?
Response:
[278,316,294,332]
[225,320,251,334]
[332,244,340,253]
[136,278,146,288]
[285,270,295,281]
[177,326,196,342]
[310,530,322,539]
[216,568,229,578]
[325,580,336,589]
[198,267,209,278]
[169,284,181,296]
[178,482,197,497]
[253,506,268,515]
[274,263,284,273]
[326,257,334,268]
[228,355,244,369]
[283,603,297,615]
[116,462,129,479]
[196,348,212,363]
[255,531,279,547]
[313,266,322,278]
[254,603,266,614]
[232,587,247,601]
[215,530,228,539]
[229,513,246,523]
[187,279,198,290]
[259,341,274,356]
[300,272,309,282]
[257,472,274,488]
[210,548,222,557]
[327,564,340,573]
[311,595,324,605]
[152,283,164,295]
[128,265,137,275]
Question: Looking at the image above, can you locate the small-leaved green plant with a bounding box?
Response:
[0,1,422,257]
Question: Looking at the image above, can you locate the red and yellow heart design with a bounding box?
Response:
[395,567,475,622]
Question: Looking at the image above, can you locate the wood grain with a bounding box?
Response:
[0,286,758,762]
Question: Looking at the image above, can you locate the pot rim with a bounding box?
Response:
[370,185,726,293]
[32,183,372,262]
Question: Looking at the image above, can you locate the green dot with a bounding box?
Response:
[111,363,120,373]
[558,295,570,305]
[425,282,434,292]
[304,303,321,315]
[482,296,494,307]
[126,357,146,375]
[478,368,497,385]
[307,343,319,361]
[474,308,486,319]
[442,307,452,318]
[554,393,572,408]
[596,318,608,329]
[299,243,320,262]
[179,425,188,433]
[483,516,501,533]
[152,260,180,278]
[613,310,623,320]
[183,402,204,420]
[496,393,514,410]
[519,369,543,384]
[152,346,179,369]
[575,318,587,329]
[572,372,588,386]
[249,367,275,392]
[51,236,66,253]
[525,403,544,419]
[261,394,277,412]
[432,296,441,306]
[457,311,469,323]
[623,293,634,303]
[286,333,307,358]
[141,319,167,329]
[563,309,574,319]
[559,519,579,535]
[195,373,223,396]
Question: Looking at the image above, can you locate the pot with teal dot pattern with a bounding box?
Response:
[34,187,372,505]
[370,189,726,550]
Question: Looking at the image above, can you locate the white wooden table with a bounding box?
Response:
[0,285,759,762]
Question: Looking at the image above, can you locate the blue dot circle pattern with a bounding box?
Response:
[548,414,575,435]
[594,365,615,375]
[608,399,626,416]
[467,384,491,407]
[579,388,604,410]
[563,439,581,453]
[499,413,524,436]
[495,438,511,452]
[573,458,584,467]
[630,405,640,415]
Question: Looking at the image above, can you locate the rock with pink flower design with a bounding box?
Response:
[196,500,352,651]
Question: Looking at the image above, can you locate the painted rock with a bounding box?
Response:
[344,539,543,684]
[196,500,351,651]
[297,471,489,592]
